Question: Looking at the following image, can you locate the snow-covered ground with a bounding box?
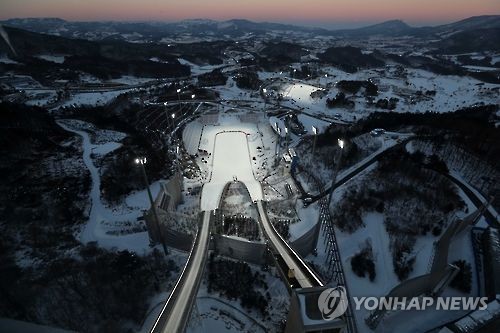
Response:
[184,113,277,211]
[23,89,57,107]
[280,82,322,102]
[297,113,332,135]
[405,141,499,221]
[261,66,499,122]
[178,58,221,76]
[35,54,66,64]
[290,201,320,241]
[201,131,263,211]
[111,75,155,85]
[138,248,190,333]
[307,161,482,333]
[0,54,19,64]
[216,77,257,100]
[61,90,125,107]
[57,119,159,254]
[189,297,267,333]
[189,263,289,333]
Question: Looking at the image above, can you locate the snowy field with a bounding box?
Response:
[290,201,320,241]
[189,297,266,333]
[61,90,126,107]
[178,58,221,76]
[184,112,278,211]
[0,54,19,64]
[35,54,66,63]
[189,263,289,333]
[307,164,482,333]
[201,131,263,211]
[57,119,160,254]
[261,66,499,122]
[280,82,321,102]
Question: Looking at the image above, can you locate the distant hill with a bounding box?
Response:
[261,42,309,62]
[434,28,500,53]
[330,15,500,37]
[331,20,416,37]
[2,15,499,41]
[317,46,385,72]
[0,26,193,82]
[0,17,330,41]
[433,15,500,34]
[1,15,499,55]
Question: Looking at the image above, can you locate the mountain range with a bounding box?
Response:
[1,15,499,40]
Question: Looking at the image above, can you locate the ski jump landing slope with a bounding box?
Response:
[201,131,263,211]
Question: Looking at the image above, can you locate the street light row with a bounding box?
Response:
[163,91,196,130]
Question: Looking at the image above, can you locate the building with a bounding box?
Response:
[144,172,194,251]
[285,287,347,333]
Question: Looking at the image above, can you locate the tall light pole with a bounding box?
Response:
[171,113,176,130]
[312,126,318,155]
[163,102,170,130]
[176,145,181,174]
[135,157,168,254]
[263,88,267,111]
[275,123,280,165]
[176,88,181,120]
[284,126,289,154]
[327,139,345,208]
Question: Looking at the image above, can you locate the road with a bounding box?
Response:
[256,200,323,288]
[443,173,499,228]
[150,211,212,333]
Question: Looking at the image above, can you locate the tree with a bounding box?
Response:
[351,245,376,281]
[450,260,472,293]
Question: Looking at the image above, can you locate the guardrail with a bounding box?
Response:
[256,200,323,288]
[150,211,212,333]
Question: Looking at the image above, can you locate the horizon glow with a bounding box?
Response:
[0,0,499,28]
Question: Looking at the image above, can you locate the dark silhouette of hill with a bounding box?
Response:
[434,28,500,53]
[318,46,384,72]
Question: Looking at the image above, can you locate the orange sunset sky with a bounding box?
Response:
[0,0,499,28]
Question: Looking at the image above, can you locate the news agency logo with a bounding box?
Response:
[317,288,489,322]
[318,286,349,321]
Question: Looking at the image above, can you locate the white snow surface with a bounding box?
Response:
[35,54,66,63]
[201,131,263,211]
[185,113,277,211]
[57,119,156,254]
[0,54,19,64]
[62,91,125,107]
[290,201,320,241]
[281,82,321,102]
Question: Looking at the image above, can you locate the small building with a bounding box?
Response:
[285,287,347,333]
[144,172,193,251]
[283,153,292,164]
